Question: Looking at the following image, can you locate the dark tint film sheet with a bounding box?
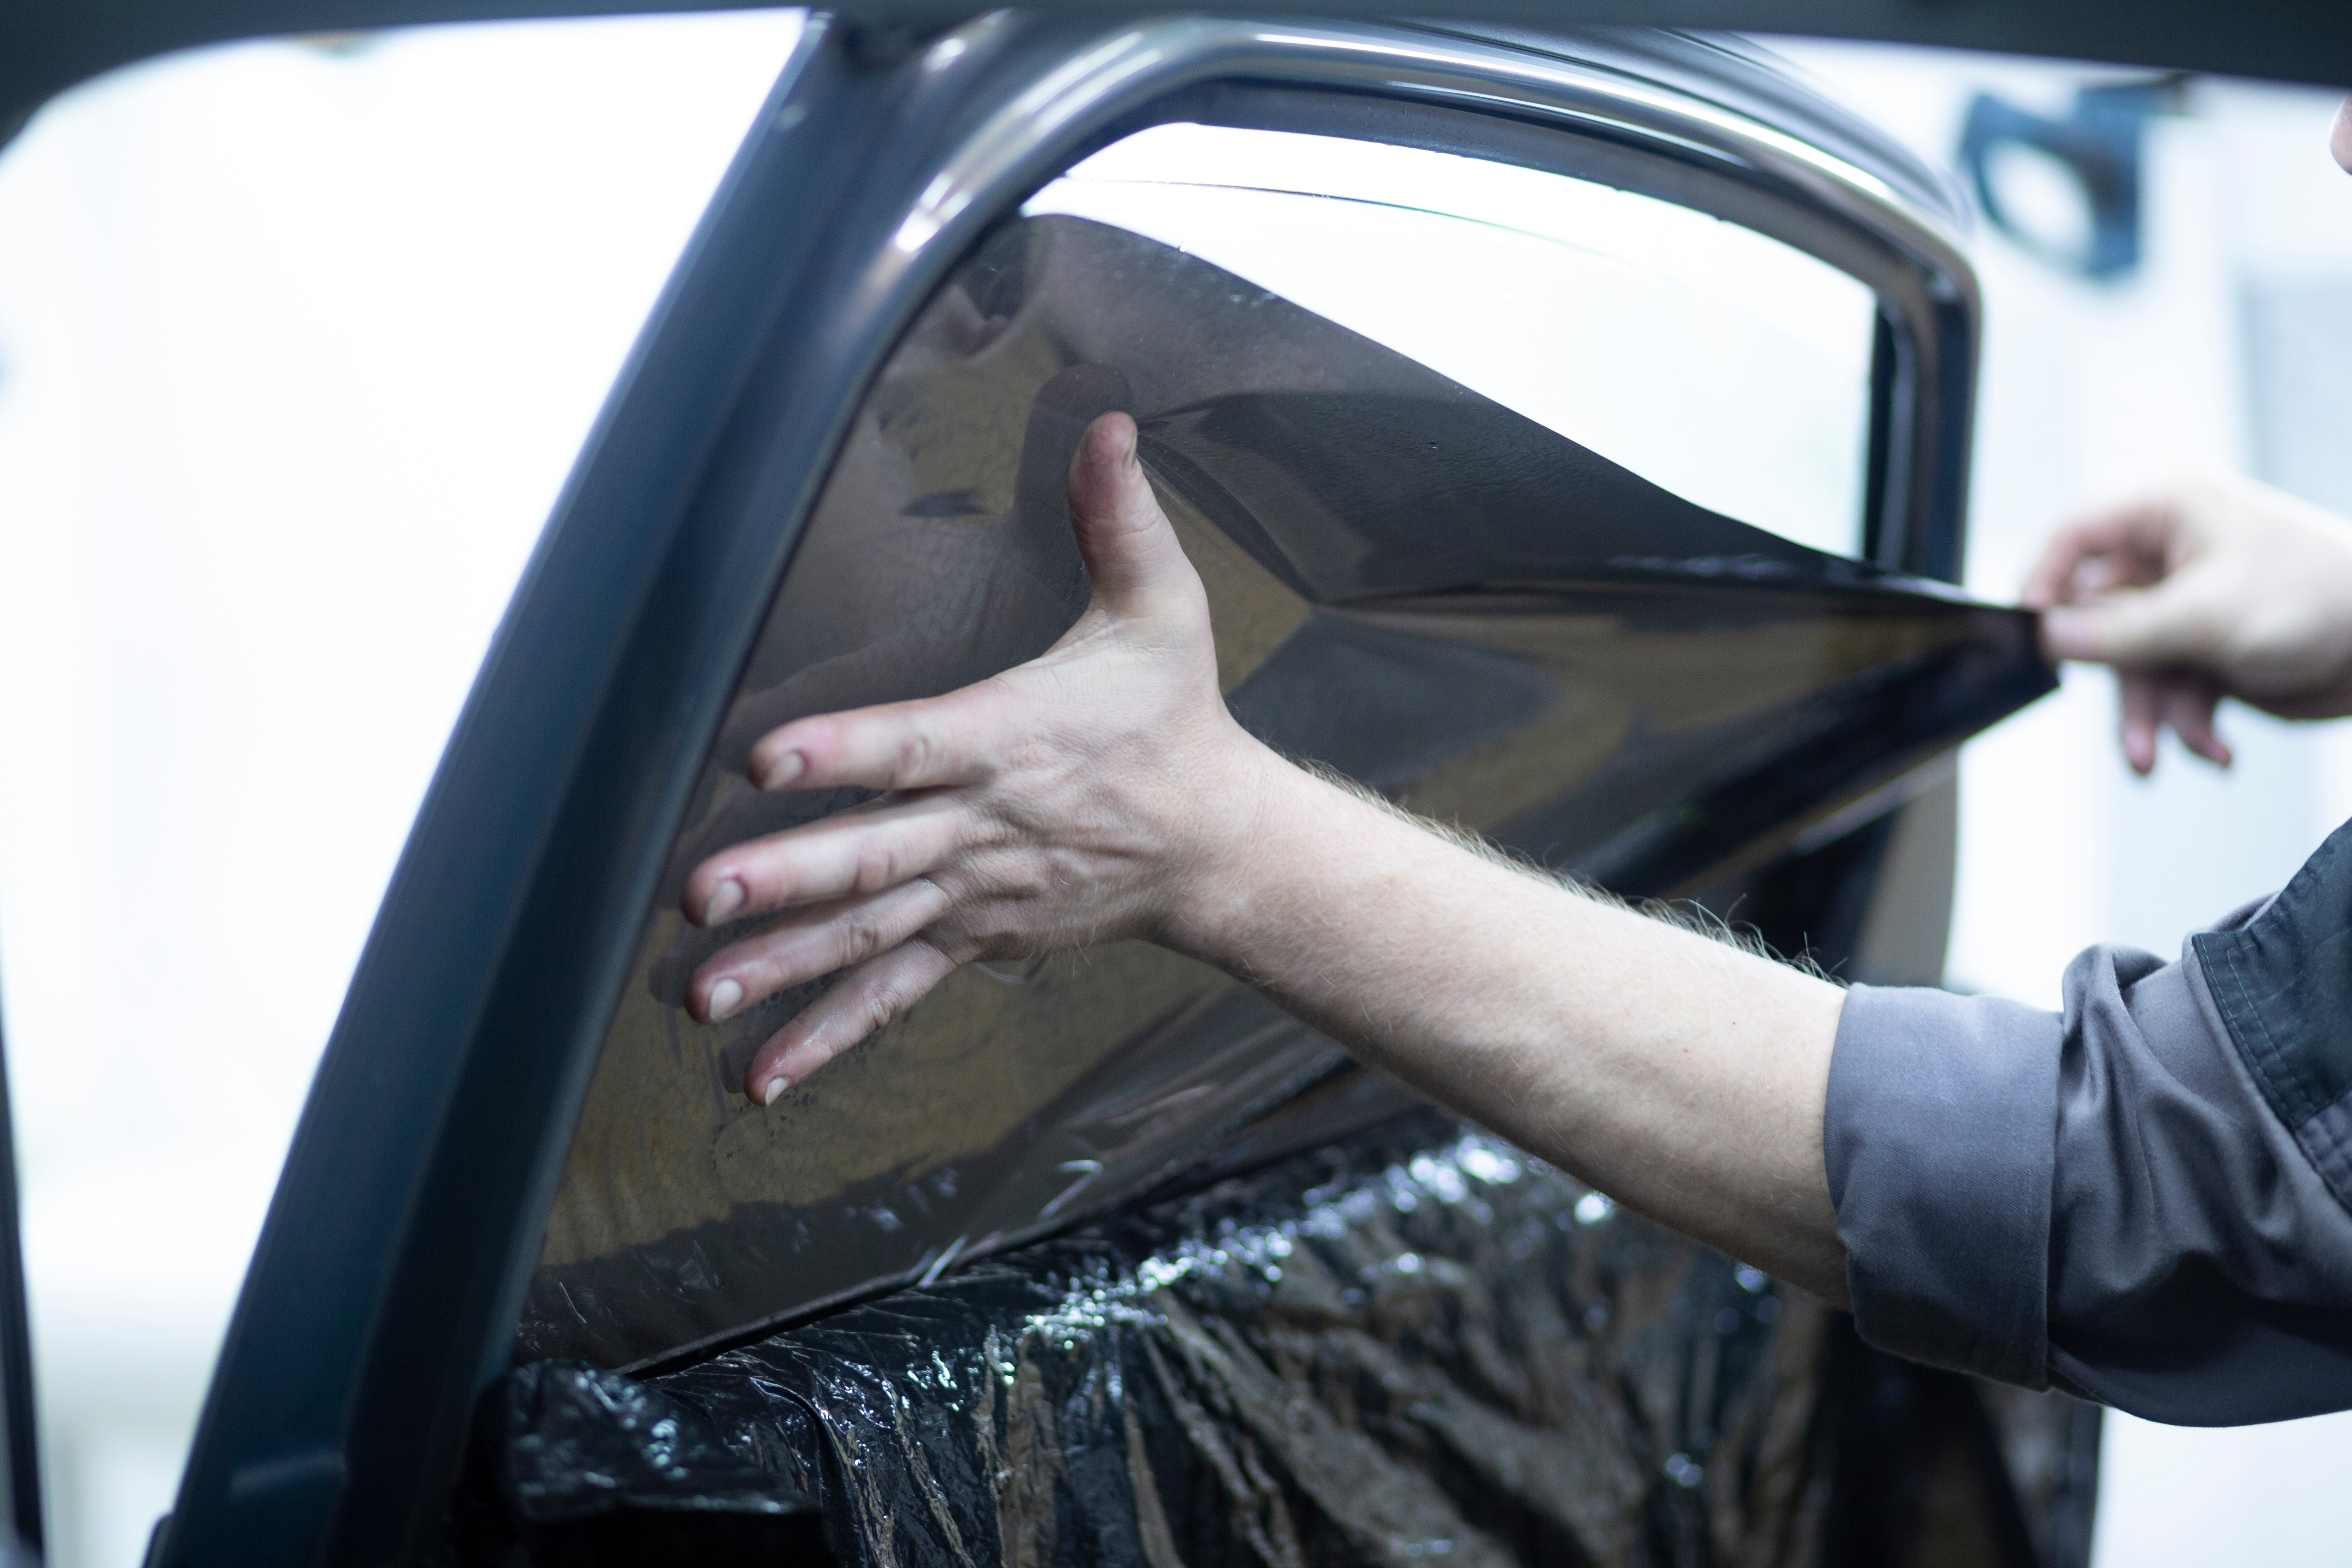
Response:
[519,216,2052,1371]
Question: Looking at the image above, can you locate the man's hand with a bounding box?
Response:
[681,412,1273,1107]
[679,408,1852,1301]
[2023,473,2352,775]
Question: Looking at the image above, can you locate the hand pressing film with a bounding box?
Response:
[671,374,1851,1303]
[679,388,1275,1108]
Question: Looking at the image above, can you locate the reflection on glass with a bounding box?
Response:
[1031,124,1876,556]
[520,147,2044,1372]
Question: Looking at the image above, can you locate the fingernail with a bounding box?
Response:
[704,878,744,925]
[761,1074,792,1107]
[707,978,743,1020]
[760,750,806,790]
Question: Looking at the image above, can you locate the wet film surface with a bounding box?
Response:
[481,1117,1831,1568]
[519,215,2054,1371]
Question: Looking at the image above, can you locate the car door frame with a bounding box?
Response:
[140,16,2005,1562]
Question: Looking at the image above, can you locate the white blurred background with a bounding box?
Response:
[0,13,806,1564]
[0,13,2346,1565]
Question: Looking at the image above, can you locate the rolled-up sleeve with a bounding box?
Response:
[1825,985,2060,1390]
[1826,821,2352,1425]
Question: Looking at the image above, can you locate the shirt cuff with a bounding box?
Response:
[1824,984,2062,1388]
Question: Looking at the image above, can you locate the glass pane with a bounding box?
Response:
[1031,124,1878,557]
[524,125,2043,1370]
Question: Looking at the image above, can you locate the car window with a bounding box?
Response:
[523,113,2041,1373]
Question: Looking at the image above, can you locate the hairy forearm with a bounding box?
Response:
[691,414,1851,1301]
[1167,745,1851,1303]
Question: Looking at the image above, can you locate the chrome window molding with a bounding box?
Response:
[840,12,1980,575]
[902,14,1971,290]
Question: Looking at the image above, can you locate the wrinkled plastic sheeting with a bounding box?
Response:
[500,1361,811,1523]
[490,1114,1831,1567]
[450,1361,827,1567]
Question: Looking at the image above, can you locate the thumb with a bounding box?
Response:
[1065,412,1197,614]
[2039,575,2219,669]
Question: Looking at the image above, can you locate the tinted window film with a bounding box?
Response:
[522,133,2046,1372]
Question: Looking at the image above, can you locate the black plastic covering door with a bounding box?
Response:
[158,18,2061,1568]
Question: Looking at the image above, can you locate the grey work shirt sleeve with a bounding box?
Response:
[1826,818,2352,1425]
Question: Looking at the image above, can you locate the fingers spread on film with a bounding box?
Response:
[685,792,972,927]
[744,684,1004,795]
[743,940,960,1106]
[689,876,953,1023]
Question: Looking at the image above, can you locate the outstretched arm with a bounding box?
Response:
[682,412,1850,1302]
